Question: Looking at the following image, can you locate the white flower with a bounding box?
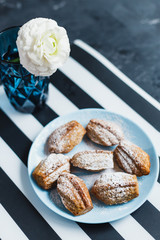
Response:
[16,18,70,76]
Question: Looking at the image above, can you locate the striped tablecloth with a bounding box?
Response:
[0,40,160,240]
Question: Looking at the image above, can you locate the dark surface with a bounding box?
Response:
[0,0,159,102]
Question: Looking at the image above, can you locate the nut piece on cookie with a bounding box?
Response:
[57,172,93,216]
[32,153,70,189]
[71,150,114,171]
[86,119,124,146]
[48,120,86,153]
[114,140,150,177]
[92,172,139,205]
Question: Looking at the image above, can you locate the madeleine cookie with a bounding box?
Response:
[32,154,70,189]
[48,120,86,153]
[86,119,124,146]
[71,150,113,171]
[92,172,139,205]
[57,173,93,216]
[114,140,150,176]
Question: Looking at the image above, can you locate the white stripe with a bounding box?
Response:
[0,138,91,240]
[111,215,154,240]
[0,86,43,142]
[148,182,160,211]
[74,39,160,111]
[0,204,29,240]
[47,84,78,115]
[60,57,160,155]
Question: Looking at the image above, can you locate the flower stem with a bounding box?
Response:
[9,57,20,63]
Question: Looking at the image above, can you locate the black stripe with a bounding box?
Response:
[51,70,102,109]
[0,109,31,165]
[78,223,124,240]
[132,201,160,239]
[0,168,61,240]
[33,105,58,126]
[71,45,160,132]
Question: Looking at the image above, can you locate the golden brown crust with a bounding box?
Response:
[86,119,124,146]
[32,154,70,189]
[92,172,139,205]
[48,120,86,153]
[71,150,114,171]
[57,173,93,216]
[114,140,150,176]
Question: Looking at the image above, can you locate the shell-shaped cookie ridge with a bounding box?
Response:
[57,172,93,215]
[86,119,124,146]
[114,140,150,176]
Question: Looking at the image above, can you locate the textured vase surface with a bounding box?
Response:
[0,26,49,113]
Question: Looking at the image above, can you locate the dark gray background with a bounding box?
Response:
[0,0,160,102]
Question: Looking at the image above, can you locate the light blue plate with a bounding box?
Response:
[28,109,159,224]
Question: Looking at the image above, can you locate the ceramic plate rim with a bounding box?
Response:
[27,108,159,224]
